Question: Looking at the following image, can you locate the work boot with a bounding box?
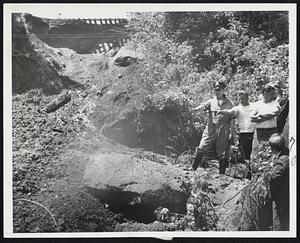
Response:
[219,160,224,174]
[219,158,229,174]
[191,151,203,171]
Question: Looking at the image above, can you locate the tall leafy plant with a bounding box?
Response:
[126,12,196,91]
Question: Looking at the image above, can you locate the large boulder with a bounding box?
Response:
[83,152,190,223]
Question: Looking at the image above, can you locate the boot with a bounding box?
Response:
[246,172,252,180]
[219,158,229,174]
[219,159,225,174]
[191,151,203,171]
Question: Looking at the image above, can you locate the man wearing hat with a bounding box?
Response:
[251,83,280,142]
[191,81,234,174]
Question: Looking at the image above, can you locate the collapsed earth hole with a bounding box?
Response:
[102,108,201,155]
[86,186,188,224]
[86,187,159,223]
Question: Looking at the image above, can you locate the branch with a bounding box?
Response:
[14,198,60,232]
[222,185,248,206]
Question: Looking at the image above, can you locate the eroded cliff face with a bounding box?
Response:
[12,13,65,94]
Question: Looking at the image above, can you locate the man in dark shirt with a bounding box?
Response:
[269,133,289,231]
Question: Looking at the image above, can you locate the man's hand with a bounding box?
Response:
[251,115,266,123]
[251,115,260,122]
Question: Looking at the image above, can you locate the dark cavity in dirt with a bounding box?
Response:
[86,186,187,223]
[102,109,201,155]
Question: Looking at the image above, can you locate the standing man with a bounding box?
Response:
[251,84,280,143]
[217,90,255,179]
[217,90,255,162]
[271,82,289,133]
[191,81,234,174]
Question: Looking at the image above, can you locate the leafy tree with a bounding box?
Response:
[126,12,196,91]
[234,11,289,43]
[163,12,233,71]
[162,11,288,72]
[204,18,288,103]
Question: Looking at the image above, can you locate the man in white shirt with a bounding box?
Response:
[217,90,255,163]
[251,84,280,142]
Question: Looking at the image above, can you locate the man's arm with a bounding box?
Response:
[258,110,279,119]
[254,108,280,123]
[191,104,205,111]
[191,100,210,112]
[251,101,280,123]
[217,109,235,117]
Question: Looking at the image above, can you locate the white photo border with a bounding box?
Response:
[3,3,297,239]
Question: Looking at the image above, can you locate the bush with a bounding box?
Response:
[126,12,196,91]
[136,90,202,154]
[204,19,289,104]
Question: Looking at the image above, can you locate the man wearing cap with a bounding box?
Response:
[191,81,234,174]
[251,84,280,142]
[217,90,255,179]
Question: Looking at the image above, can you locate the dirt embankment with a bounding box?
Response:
[12,13,255,233]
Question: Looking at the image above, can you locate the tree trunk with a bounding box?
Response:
[44,92,71,113]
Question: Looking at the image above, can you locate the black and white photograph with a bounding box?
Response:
[3,3,297,238]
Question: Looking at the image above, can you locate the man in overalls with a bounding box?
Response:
[191,81,234,174]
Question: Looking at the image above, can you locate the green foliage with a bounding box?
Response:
[250,142,273,174]
[126,12,289,152]
[164,11,233,71]
[163,11,288,71]
[127,12,289,105]
[233,11,289,43]
[203,19,289,104]
[136,90,202,154]
[126,12,195,91]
